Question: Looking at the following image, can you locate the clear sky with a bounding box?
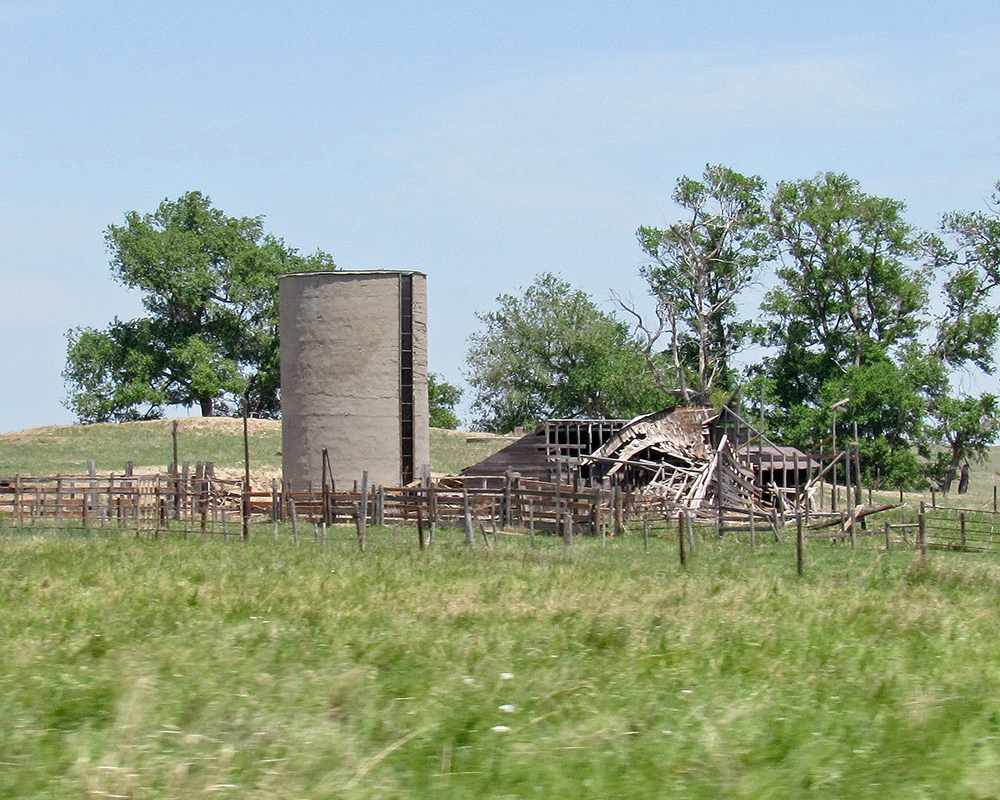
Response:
[2,0,1000,433]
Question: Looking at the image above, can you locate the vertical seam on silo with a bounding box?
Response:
[399,274,415,485]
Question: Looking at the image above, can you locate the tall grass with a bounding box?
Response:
[2,523,1000,798]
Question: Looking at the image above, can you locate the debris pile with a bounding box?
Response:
[584,406,814,519]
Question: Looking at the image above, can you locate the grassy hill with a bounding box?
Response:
[0,418,517,479]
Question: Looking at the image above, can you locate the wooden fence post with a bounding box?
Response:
[429,481,438,530]
[961,512,967,550]
[82,478,90,529]
[502,470,512,528]
[87,461,98,526]
[491,500,498,546]
[181,461,190,522]
[613,486,623,538]
[749,509,756,552]
[463,487,474,545]
[643,518,648,552]
[918,501,926,561]
[105,475,114,527]
[678,510,686,568]
[884,521,891,551]
[357,471,369,552]
[796,512,804,576]
[528,502,535,548]
[555,460,563,530]
[13,475,22,528]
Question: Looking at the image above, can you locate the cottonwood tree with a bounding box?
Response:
[624,165,771,405]
[922,186,1000,492]
[467,273,666,433]
[760,172,930,485]
[64,191,335,422]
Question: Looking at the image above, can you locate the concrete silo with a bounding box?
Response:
[279,271,429,490]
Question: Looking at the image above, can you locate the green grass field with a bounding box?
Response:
[2,525,1000,798]
[4,421,1000,798]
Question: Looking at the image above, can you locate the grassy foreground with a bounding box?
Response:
[2,525,1000,798]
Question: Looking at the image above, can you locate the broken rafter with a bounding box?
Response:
[808,504,899,530]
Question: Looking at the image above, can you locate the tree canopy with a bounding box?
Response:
[428,373,463,429]
[467,273,666,433]
[631,165,771,404]
[64,191,334,422]
[458,172,1000,491]
[756,173,932,484]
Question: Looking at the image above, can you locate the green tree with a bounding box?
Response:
[428,373,463,429]
[922,186,1000,492]
[760,172,930,485]
[467,273,666,433]
[925,393,999,493]
[64,191,334,422]
[626,165,771,404]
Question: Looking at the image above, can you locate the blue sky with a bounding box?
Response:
[2,0,1000,433]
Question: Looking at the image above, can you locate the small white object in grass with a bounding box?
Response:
[500,672,514,680]
[491,725,511,733]
[662,730,673,735]
[498,704,515,713]
[463,677,475,685]
[681,689,693,694]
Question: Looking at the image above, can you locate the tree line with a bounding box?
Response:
[467,167,1000,493]
[65,173,1000,492]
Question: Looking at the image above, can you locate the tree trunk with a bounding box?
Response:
[940,445,963,494]
[958,462,971,495]
[199,396,214,417]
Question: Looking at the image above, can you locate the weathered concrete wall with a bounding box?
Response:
[279,271,429,490]
[410,274,430,478]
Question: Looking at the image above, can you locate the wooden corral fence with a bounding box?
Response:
[271,474,633,538]
[3,465,968,559]
[921,504,1000,553]
[1,466,751,540]
[0,468,627,538]
[0,464,244,536]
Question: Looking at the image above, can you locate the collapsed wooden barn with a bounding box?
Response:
[461,405,820,521]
